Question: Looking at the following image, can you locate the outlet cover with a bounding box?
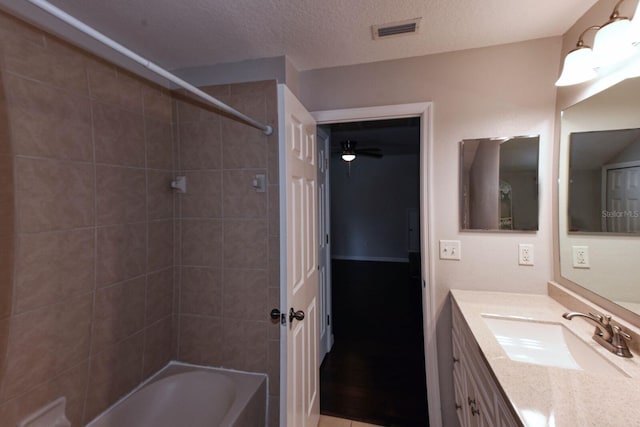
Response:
[518,244,534,266]
[572,245,590,268]
[439,240,461,260]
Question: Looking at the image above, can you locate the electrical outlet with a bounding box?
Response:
[439,240,461,260]
[572,245,590,268]
[518,244,534,266]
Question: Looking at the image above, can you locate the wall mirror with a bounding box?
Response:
[568,129,640,233]
[559,76,640,315]
[460,135,539,231]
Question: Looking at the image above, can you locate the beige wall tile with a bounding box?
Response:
[222,319,268,371]
[96,165,146,226]
[181,219,222,268]
[179,120,222,170]
[15,229,94,313]
[145,118,174,170]
[96,224,147,287]
[146,268,173,325]
[148,219,174,272]
[147,170,174,220]
[267,339,280,397]
[5,74,93,161]
[221,95,267,169]
[87,62,143,113]
[268,185,279,236]
[143,86,173,122]
[223,169,268,218]
[16,157,94,233]
[92,277,145,353]
[0,294,92,401]
[3,31,88,95]
[143,316,173,378]
[268,396,280,427]
[84,332,144,422]
[0,361,88,427]
[180,267,222,316]
[222,268,268,322]
[178,314,223,366]
[93,101,145,167]
[223,220,268,269]
[0,11,45,46]
[181,170,222,218]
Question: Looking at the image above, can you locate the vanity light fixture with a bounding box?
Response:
[556,0,639,86]
[555,26,599,86]
[592,0,636,67]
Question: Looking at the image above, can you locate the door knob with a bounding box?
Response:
[270,308,281,320]
[289,308,305,322]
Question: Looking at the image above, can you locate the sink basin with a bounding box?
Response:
[482,315,627,377]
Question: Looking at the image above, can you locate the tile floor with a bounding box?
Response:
[318,415,383,427]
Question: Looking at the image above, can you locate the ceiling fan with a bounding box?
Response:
[338,140,383,162]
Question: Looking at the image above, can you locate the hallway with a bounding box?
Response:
[320,260,429,427]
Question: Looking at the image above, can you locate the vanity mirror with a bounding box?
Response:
[460,136,539,231]
[559,76,640,315]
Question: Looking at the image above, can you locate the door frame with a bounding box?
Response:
[316,126,334,362]
[309,102,441,427]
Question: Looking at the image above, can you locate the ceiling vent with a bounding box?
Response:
[372,18,421,40]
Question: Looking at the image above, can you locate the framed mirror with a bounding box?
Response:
[559,76,640,315]
[460,135,539,231]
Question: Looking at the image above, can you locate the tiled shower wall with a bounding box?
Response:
[0,11,175,425]
[174,81,281,427]
[0,10,281,427]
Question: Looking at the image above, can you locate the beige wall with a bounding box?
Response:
[173,80,280,427]
[299,37,561,425]
[0,10,176,425]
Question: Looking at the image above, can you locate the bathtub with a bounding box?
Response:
[86,362,267,427]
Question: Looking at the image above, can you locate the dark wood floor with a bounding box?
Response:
[320,259,429,427]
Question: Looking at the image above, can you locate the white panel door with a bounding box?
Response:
[606,166,640,232]
[279,85,320,427]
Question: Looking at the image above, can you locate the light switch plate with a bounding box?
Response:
[439,240,461,260]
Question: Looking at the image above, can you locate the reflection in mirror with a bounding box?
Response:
[569,129,640,233]
[460,136,539,231]
[559,76,640,316]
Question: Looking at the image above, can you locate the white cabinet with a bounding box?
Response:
[452,300,521,427]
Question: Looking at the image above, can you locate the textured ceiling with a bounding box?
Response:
[17,0,599,72]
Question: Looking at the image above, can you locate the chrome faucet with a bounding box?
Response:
[563,311,632,358]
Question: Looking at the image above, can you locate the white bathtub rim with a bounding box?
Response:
[86,361,267,427]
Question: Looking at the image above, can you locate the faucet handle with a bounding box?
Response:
[588,312,611,325]
[612,325,631,341]
[611,325,633,358]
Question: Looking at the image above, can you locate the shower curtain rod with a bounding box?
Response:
[27,0,273,136]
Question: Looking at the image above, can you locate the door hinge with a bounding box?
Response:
[326,234,329,244]
[327,315,331,325]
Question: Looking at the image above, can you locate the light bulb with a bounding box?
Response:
[555,47,597,86]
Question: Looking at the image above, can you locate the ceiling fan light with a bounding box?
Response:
[341,153,356,162]
[592,19,635,67]
[555,47,597,86]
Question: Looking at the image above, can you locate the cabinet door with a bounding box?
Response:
[452,331,469,426]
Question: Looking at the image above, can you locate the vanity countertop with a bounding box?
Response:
[451,289,640,427]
